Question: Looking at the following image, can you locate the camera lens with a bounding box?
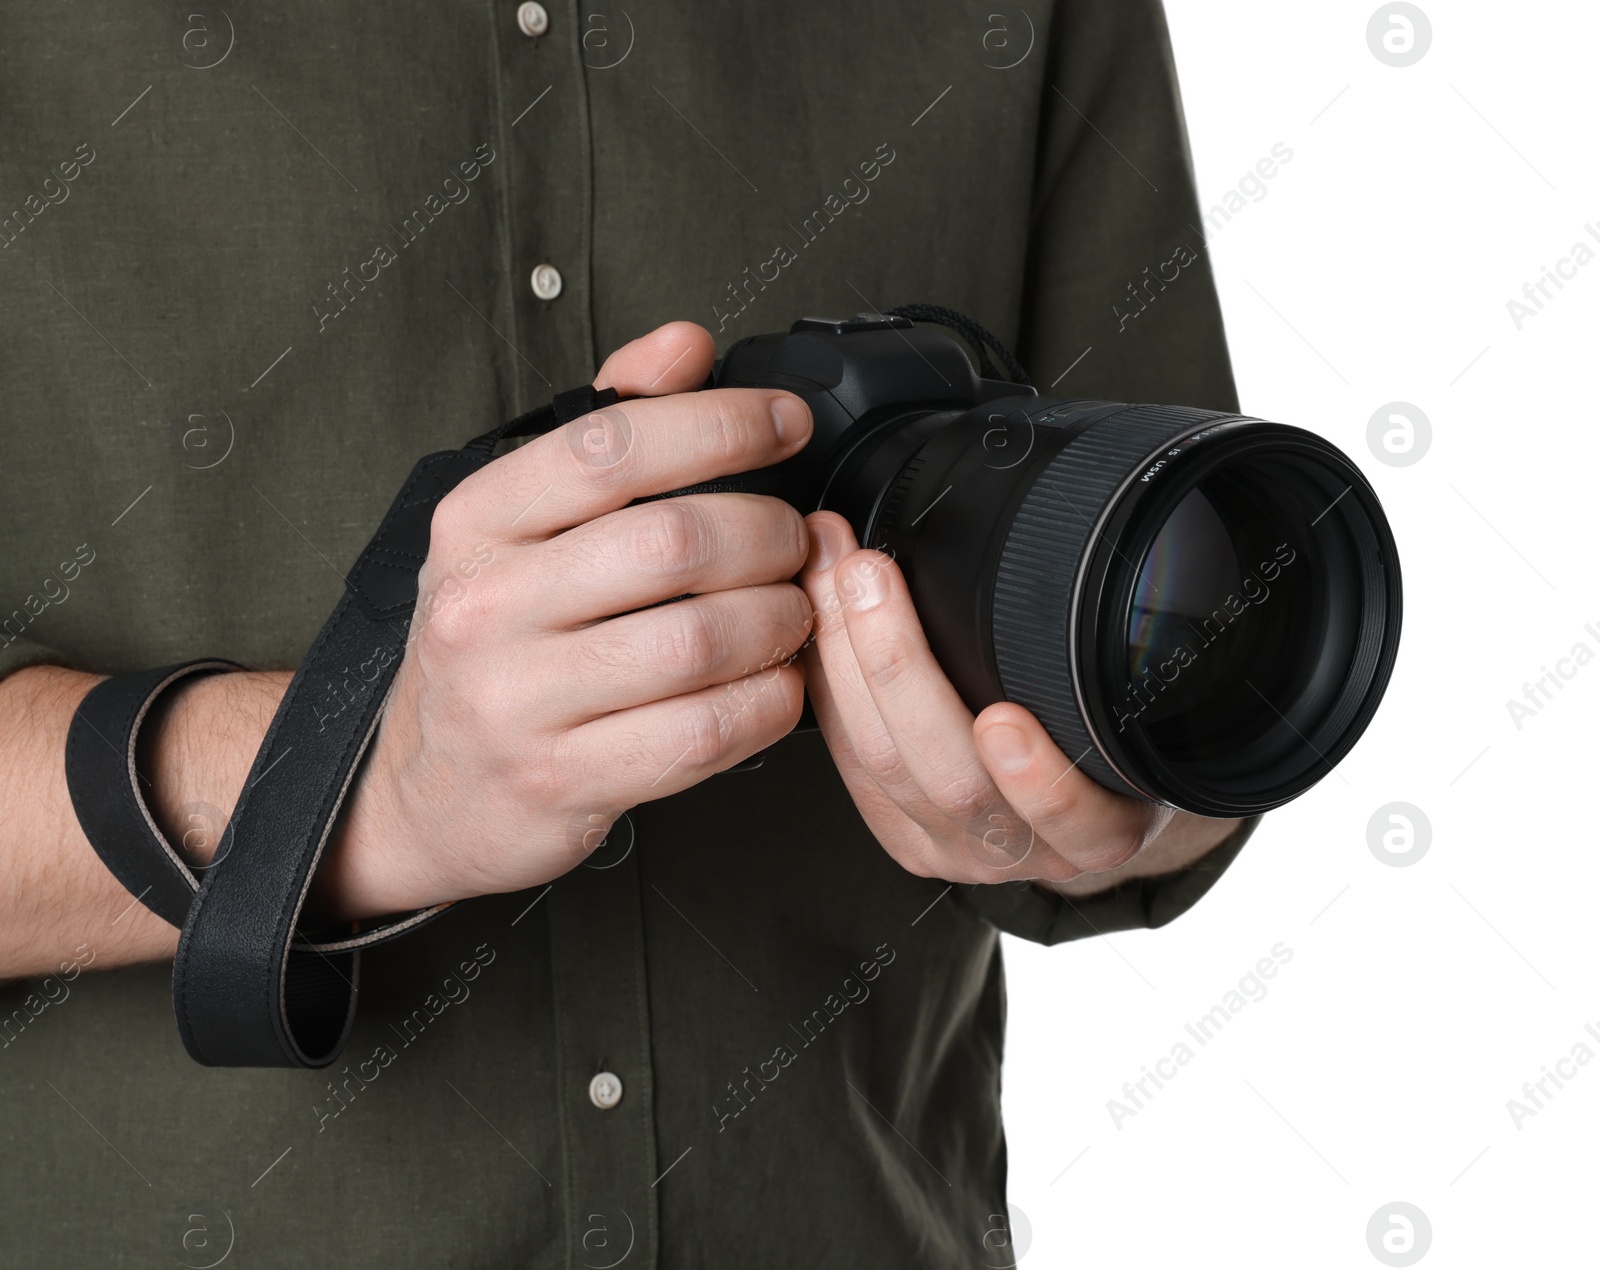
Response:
[845,400,1402,816]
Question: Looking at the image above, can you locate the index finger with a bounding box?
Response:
[440,387,813,544]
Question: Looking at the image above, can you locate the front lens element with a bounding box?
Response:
[1081,425,1399,815]
[1118,461,1331,766]
[1126,485,1242,687]
[857,397,1402,817]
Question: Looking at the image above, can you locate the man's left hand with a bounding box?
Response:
[799,512,1241,892]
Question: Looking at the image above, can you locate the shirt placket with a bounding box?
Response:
[492,0,600,403]
[547,844,660,1270]
[491,5,652,1266]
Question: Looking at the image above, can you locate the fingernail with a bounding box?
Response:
[843,556,889,611]
[770,395,809,445]
[982,724,1033,773]
[808,521,838,573]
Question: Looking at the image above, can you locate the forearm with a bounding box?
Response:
[1044,812,1242,898]
[0,664,288,978]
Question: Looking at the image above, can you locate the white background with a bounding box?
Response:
[1001,2,1599,1265]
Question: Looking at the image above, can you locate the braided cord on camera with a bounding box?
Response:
[885,304,1031,387]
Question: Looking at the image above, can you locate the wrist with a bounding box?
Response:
[139,669,290,867]
[140,667,429,925]
[310,742,421,922]
[1044,812,1242,898]
[309,683,442,922]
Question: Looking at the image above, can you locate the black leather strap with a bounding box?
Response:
[65,657,446,953]
[66,382,619,1067]
[66,660,247,927]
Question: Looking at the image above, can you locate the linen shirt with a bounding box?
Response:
[0,2,1256,1265]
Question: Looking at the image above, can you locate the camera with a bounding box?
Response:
[700,313,1402,817]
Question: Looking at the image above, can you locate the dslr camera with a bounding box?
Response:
[700,312,1402,816]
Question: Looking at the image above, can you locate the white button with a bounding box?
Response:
[516,2,550,37]
[589,1071,623,1110]
[530,263,563,301]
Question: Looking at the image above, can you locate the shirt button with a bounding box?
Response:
[516,2,550,37]
[589,1071,624,1110]
[530,263,563,301]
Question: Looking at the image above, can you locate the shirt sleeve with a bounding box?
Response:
[963,0,1255,944]
[1015,0,1239,416]
[0,634,71,685]
[953,816,1259,944]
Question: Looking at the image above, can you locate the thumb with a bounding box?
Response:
[594,321,715,397]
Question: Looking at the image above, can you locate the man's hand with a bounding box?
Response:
[318,322,815,917]
[0,321,817,975]
[798,514,1241,893]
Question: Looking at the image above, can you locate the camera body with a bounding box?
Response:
[709,315,1150,768]
[712,313,1031,513]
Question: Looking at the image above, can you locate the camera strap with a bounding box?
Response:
[65,382,618,1067]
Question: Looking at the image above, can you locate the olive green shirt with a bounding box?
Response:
[0,2,1256,1265]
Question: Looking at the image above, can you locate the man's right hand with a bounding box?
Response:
[316,322,815,918]
[0,321,812,975]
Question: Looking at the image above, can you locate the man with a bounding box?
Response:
[0,1,1255,1264]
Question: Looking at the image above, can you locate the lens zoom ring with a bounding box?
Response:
[991,405,1229,798]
